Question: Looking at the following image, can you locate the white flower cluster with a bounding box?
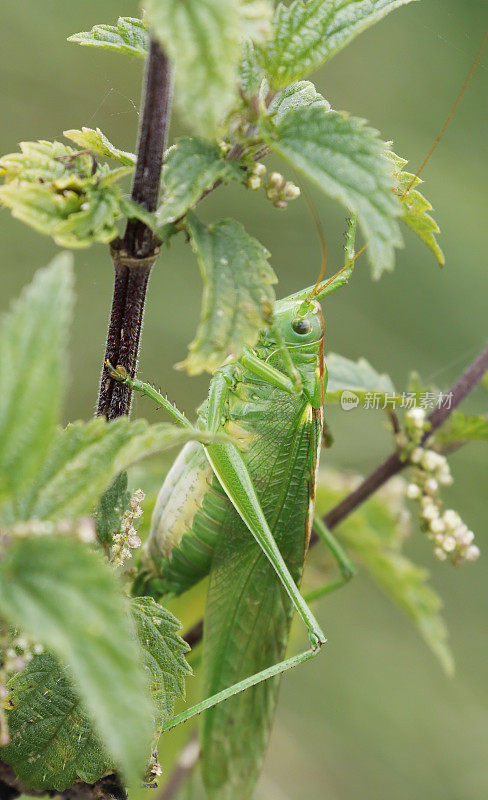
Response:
[404,409,480,565]
[110,488,144,568]
[247,164,301,209]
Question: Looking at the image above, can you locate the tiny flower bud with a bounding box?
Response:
[430,518,445,534]
[406,483,421,499]
[425,478,438,495]
[411,447,423,464]
[434,547,447,561]
[465,545,480,562]
[248,175,261,190]
[274,199,288,209]
[406,407,425,427]
[443,536,456,553]
[253,163,266,177]
[269,172,284,188]
[284,182,301,200]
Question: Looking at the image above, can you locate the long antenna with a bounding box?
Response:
[402,26,488,198]
[300,185,328,300]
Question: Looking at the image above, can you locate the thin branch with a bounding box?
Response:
[97,40,173,420]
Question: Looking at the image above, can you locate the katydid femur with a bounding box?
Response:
[108,223,358,792]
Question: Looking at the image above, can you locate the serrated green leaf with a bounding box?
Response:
[6,417,216,524]
[2,652,112,789]
[315,474,453,674]
[0,255,73,503]
[387,150,444,266]
[0,536,153,787]
[68,16,149,58]
[157,138,243,225]
[0,140,127,248]
[265,0,416,86]
[261,107,403,277]
[132,597,191,735]
[144,0,242,136]
[325,352,396,403]
[95,473,131,546]
[2,599,191,791]
[64,128,136,166]
[239,40,265,96]
[435,411,488,448]
[267,80,330,124]
[179,212,276,374]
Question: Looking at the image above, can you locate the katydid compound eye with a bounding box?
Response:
[291,317,311,335]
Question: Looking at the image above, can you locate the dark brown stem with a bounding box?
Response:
[97,40,173,419]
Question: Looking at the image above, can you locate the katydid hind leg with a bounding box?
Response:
[304,513,356,601]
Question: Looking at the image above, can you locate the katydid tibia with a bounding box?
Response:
[108,226,358,797]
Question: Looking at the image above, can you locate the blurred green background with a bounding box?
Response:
[2,1,487,798]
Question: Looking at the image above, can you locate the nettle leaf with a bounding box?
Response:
[0,536,153,787]
[132,597,191,735]
[261,107,403,277]
[7,417,214,524]
[2,599,191,790]
[64,128,136,166]
[179,212,276,374]
[265,0,416,86]
[435,411,488,448]
[239,40,265,96]
[387,150,444,266]
[2,653,112,789]
[68,16,149,58]
[0,254,73,503]
[157,138,243,225]
[95,473,131,546]
[144,0,242,136]
[325,352,396,403]
[0,140,127,248]
[240,0,274,43]
[267,80,330,124]
[315,476,453,674]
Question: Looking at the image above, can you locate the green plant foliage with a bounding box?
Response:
[68,16,149,58]
[64,128,136,166]
[315,476,453,675]
[239,40,264,96]
[267,80,330,124]
[2,652,111,790]
[261,107,403,277]
[2,600,190,790]
[95,473,131,546]
[144,0,242,136]
[388,150,444,266]
[0,536,153,787]
[434,411,488,448]
[0,254,73,504]
[132,597,192,735]
[179,212,276,374]
[325,352,397,403]
[157,138,243,225]
[240,0,274,42]
[8,417,216,524]
[0,141,129,248]
[265,0,416,86]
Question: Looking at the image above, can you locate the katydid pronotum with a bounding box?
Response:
[108,28,488,798]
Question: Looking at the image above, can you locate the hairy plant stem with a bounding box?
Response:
[97,40,173,420]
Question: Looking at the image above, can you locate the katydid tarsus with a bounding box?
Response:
[107,28,488,798]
